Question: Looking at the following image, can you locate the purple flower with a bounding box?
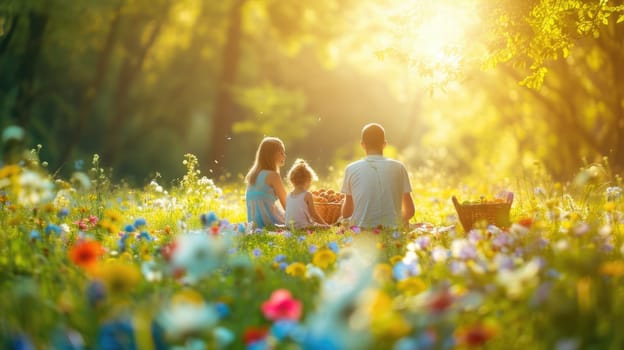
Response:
[253,248,262,257]
[308,245,317,253]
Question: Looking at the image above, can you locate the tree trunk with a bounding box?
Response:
[0,15,19,56]
[11,12,48,128]
[208,0,247,175]
[58,7,122,168]
[101,7,169,168]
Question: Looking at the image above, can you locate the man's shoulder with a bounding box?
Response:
[345,159,367,170]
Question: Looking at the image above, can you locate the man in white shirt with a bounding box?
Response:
[341,123,415,229]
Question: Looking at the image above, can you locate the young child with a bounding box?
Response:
[284,159,329,229]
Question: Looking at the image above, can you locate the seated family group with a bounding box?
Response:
[245,123,416,230]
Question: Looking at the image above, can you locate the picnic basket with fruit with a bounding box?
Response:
[452,192,513,231]
[312,189,344,224]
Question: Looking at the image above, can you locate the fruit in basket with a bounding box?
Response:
[462,197,507,205]
[312,189,344,204]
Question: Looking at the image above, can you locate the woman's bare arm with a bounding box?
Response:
[266,171,287,209]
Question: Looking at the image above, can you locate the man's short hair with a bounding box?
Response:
[361,123,385,150]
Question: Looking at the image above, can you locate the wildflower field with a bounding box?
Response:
[1,150,623,350]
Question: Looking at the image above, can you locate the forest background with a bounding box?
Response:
[1,0,623,185]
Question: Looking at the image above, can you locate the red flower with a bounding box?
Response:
[427,289,454,313]
[69,240,104,269]
[518,217,533,228]
[261,289,302,321]
[161,241,177,262]
[243,326,268,345]
[455,322,498,347]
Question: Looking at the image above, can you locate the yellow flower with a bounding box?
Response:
[312,249,336,269]
[172,289,205,306]
[104,209,123,222]
[286,262,307,277]
[369,290,411,338]
[397,277,426,295]
[0,165,21,178]
[390,255,403,265]
[94,261,142,295]
[600,260,624,277]
[373,263,393,284]
[604,202,616,212]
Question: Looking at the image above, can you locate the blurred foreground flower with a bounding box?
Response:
[454,321,498,347]
[261,289,302,321]
[313,248,336,269]
[69,240,104,270]
[94,260,142,295]
[170,231,232,284]
[158,289,219,342]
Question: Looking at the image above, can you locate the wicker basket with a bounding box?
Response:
[314,202,342,224]
[452,192,513,231]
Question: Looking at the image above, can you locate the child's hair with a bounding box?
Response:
[245,137,284,185]
[287,159,318,187]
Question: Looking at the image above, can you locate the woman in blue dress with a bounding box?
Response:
[245,137,287,229]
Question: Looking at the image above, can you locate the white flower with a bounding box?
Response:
[18,170,54,207]
[451,239,477,260]
[159,302,218,341]
[496,258,541,298]
[431,246,448,263]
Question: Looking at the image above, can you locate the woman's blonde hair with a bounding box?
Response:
[287,158,318,187]
[245,137,284,185]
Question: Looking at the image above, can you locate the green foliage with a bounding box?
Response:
[232,83,316,141]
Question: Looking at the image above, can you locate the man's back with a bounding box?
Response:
[341,155,412,228]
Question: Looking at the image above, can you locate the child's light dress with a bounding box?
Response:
[284,191,314,229]
[246,170,285,229]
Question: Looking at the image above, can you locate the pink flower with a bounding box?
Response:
[261,289,302,321]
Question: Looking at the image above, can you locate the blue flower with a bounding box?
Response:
[253,248,262,257]
[238,223,246,233]
[247,339,270,350]
[392,262,409,281]
[138,231,152,241]
[30,230,41,240]
[118,233,131,252]
[97,319,136,350]
[279,262,288,270]
[272,320,298,340]
[58,208,70,218]
[200,212,219,227]
[87,280,106,307]
[327,242,339,253]
[9,332,35,350]
[45,224,62,235]
[124,224,135,233]
[214,302,230,319]
[308,245,317,253]
[274,254,286,263]
[134,218,147,227]
[213,327,235,349]
[151,320,167,350]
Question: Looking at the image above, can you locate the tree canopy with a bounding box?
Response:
[0,0,622,183]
